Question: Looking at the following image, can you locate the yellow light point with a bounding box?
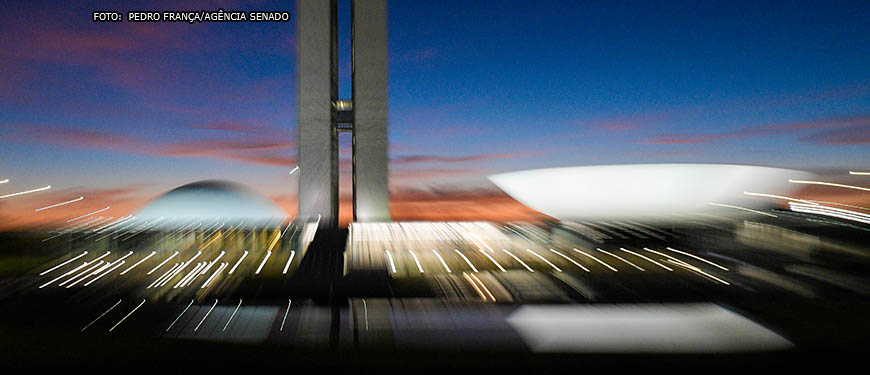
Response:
[620,248,673,271]
[549,248,591,272]
[525,249,562,272]
[709,202,778,217]
[665,247,729,271]
[432,250,452,273]
[35,196,84,211]
[0,185,50,199]
[596,248,642,271]
[108,299,146,332]
[573,248,618,272]
[408,250,425,273]
[384,250,398,274]
[470,273,496,302]
[454,249,479,272]
[743,191,818,205]
[146,251,179,275]
[463,272,488,301]
[502,249,534,272]
[788,179,870,192]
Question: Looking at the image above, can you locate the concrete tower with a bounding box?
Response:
[297,0,390,228]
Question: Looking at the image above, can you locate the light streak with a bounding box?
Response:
[289,166,300,175]
[463,272,487,301]
[223,299,242,331]
[666,259,730,285]
[478,249,506,272]
[148,263,179,288]
[81,299,122,332]
[83,260,124,286]
[469,273,496,302]
[66,206,110,222]
[108,299,146,332]
[526,249,562,272]
[266,231,281,251]
[282,251,297,274]
[92,214,134,233]
[743,191,818,205]
[454,249,479,272]
[60,261,105,287]
[549,248,590,272]
[0,185,50,199]
[850,171,870,175]
[193,299,219,332]
[35,196,84,211]
[788,179,870,192]
[280,299,292,331]
[120,251,156,275]
[228,251,248,274]
[502,249,534,272]
[0,179,7,184]
[431,250,452,273]
[789,202,870,224]
[255,251,272,275]
[596,248,643,271]
[620,248,673,271]
[384,250,398,273]
[406,250,424,273]
[174,262,205,288]
[665,247,729,271]
[166,299,195,332]
[709,202,778,217]
[200,262,227,289]
[40,251,88,275]
[573,248,618,272]
[39,262,89,288]
[147,251,179,275]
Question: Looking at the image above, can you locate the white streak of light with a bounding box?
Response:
[60,261,104,287]
[549,248,590,272]
[709,202,777,217]
[620,248,673,271]
[408,250,424,273]
[166,299,194,332]
[83,260,124,286]
[462,272,487,301]
[479,249,506,272]
[666,247,729,271]
[228,251,248,274]
[40,251,87,275]
[39,262,89,288]
[0,179,7,184]
[194,299,219,332]
[384,250,398,273]
[596,248,643,271]
[282,251,297,274]
[469,273,496,302]
[289,166,300,175]
[573,248,618,272]
[108,299,145,332]
[223,299,242,331]
[789,202,870,224]
[148,263,179,288]
[502,249,533,272]
[81,299,122,332]
[120,251,156,275]
[200,262,228,289]
[255,251,272,275]
[0,185,50,199]
[743,191,818,205]
[174,262,204,288]
[850,171,870,175]
[431,250,452,273]
[526,249,562,272]
[66,206,110,222]
[280,299,292,331]
[666,259,730,285]
[454,249,479,272]
[36,196,84,211]
[790,179,870,192]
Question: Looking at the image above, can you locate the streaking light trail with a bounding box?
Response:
[665,247,729,271]
[573,248,618,272]
[194,299,219,332]
[40,251,88,275]
[620,248,673,271]
[502,249,533,272]
[788,179,870,192]
[81,299,122,332]
[408,250,425,273]
[147,251,179,275]
[454,249,479,272]
[549,248,590,272]
[743,192,818,205]
[108,299,146,332]
[255,251,272,274]
[228,251,249,274]
[166,299,195,332]
[120,251,156,275]
[432,250,452,273]
[525,249,562,272]
[850,171,870,175]
[66,206,110,222]
[384,250,397,273]
[596,248,643,271]
[282,251,297,274]
[0,185,50,199]
[709,202,778,217]
[35,196,84,211]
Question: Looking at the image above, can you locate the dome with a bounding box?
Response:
[134,180,288,228]
[489,164,814,221]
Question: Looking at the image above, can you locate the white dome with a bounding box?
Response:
[134,180,288,228]
[489,164,814,221]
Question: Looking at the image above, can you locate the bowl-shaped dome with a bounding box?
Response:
[135,180,288,228]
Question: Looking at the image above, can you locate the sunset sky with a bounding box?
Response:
[1,0,868,228]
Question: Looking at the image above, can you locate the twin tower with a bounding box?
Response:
[297,0,389,228]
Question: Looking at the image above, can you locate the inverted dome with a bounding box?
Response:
[135,180,288,228]
[489,164,814,221]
